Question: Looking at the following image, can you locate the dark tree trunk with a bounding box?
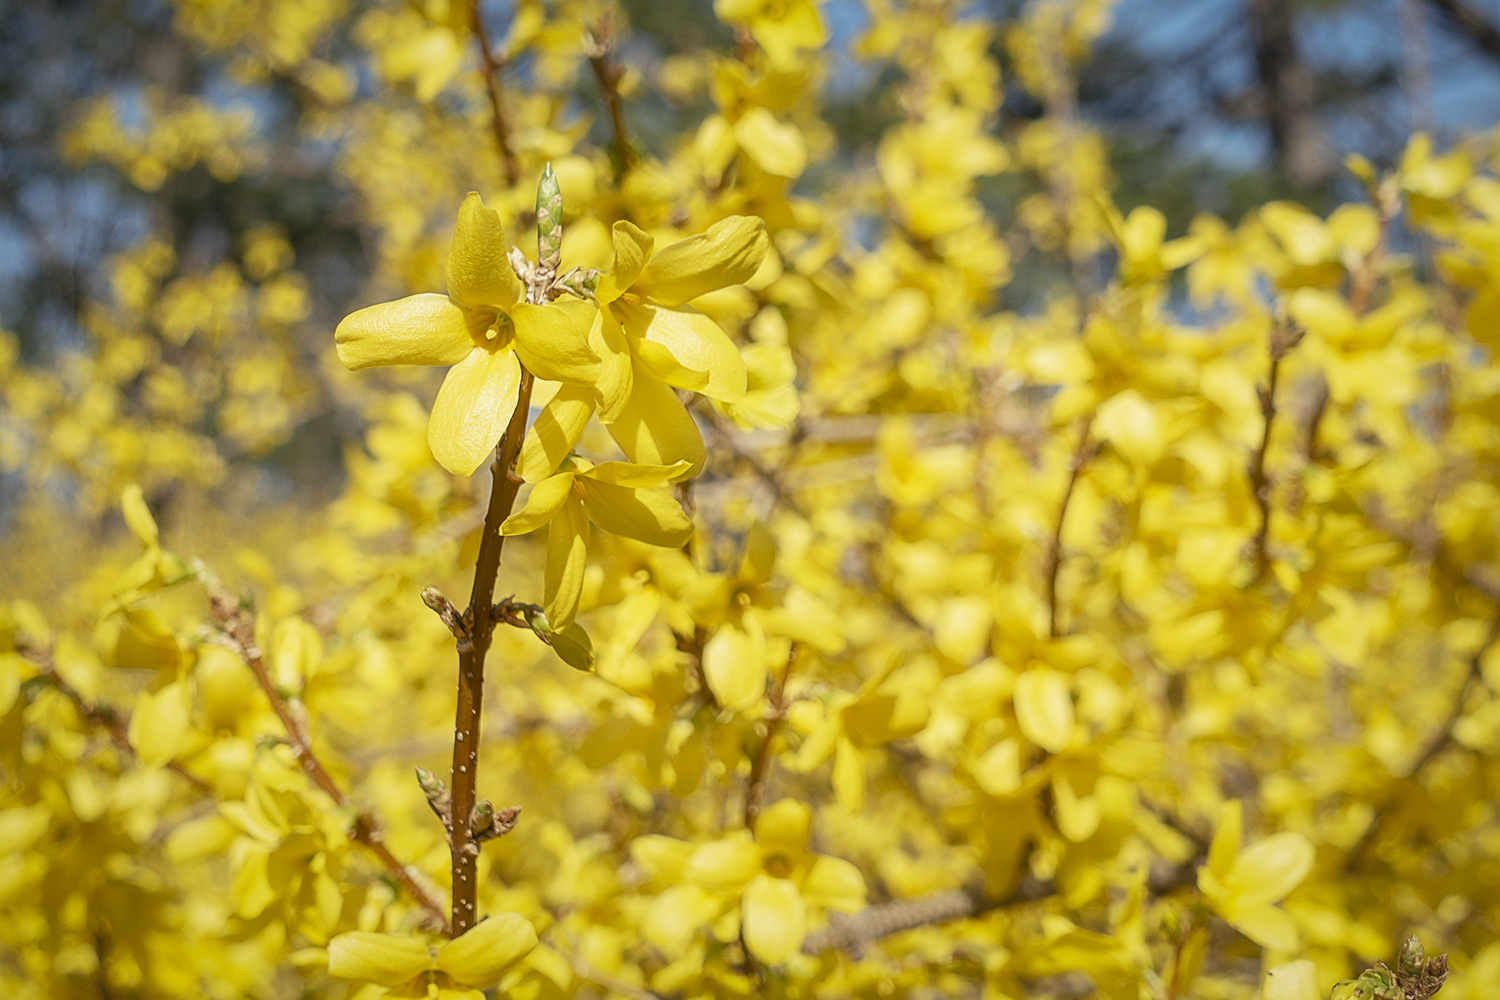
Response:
[1247,0,1335,188]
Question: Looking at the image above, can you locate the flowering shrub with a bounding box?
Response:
[2,1,1499,999]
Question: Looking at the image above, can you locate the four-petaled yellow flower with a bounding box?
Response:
[335,193,599,476]
[501,458,695,629]
[518,216,769,481]
[327,913,536,999]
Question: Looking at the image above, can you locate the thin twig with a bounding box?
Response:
[1045,417,1094,639]
[803,879,1052,955]
[743,647,795,831]
[469,0,521,186]
[698,404,811,520]
[19,645,213,794]
[201,579,452,932]
[1248,318,1306,579]
[583,20,635,180]
[1346,605,1500,869]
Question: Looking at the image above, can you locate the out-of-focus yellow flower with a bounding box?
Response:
[1198,800,1314,950]
[335,193,599,476]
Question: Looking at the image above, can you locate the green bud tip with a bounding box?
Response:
[536,163,563,272]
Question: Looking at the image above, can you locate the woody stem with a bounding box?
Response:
[449,364,534,935]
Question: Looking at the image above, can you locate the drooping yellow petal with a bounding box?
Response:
[435,913,538,987]
[543,497,589,630]
[635,216,770,307]
[446,193,522,309]
[336,294,474,371]
[327,932,432,987]
[510,302,601,385]
[584,460,692,488]
[517,385,595,482]
[582,481,693,548]
[619,301,747,402]
[604,367,706,475]
[591,307,634,421]
[500,473,576,535]
[428,347,521,476]
[598,220,654,301]
[741,875,806,965]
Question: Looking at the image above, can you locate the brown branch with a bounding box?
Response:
[583,20,636,180]
[1248,319,1305,578]
[1346,605,1500,869]
[1045,418,1094,639]
[1425,0,1500,62]
[20,645,212,795]
[448,364,536,935]
[743,647,795,831]
[804,879,1053,955]
[698,404,811,520]
[201,580,452,933]
[470,0,521,186]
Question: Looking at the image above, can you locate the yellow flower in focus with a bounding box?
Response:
[501,457,695,629]
[327,913,537,999]
[519,215,768,481]
[335,193,599,477]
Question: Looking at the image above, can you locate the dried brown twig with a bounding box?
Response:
[1045,417,1095,638]
[469,0,520,186]
[199,572,453,931]
[583,20,636,180]
[1248,317,1306,578]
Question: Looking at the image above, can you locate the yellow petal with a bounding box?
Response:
[511,303,601,385]
[585,460,692,488]
[447,193,522,309]
[599,221,654,301]
[1206,799,1243,879]
[336,294,474,371]
[1226,900,1300,951]
[583,481,693,548]
[971,738,1022,797]
[683,833,762,893]
[128,681,191,768]
[121,484,158,549]
[733,109,807,178]
[620,302,747,402]
[636,216,770,307]
[801,855,866,913]
[1013,669,1074,754]
[832,735,864,811]
[327,932,432,987]
[435,913,538,987]
[428,347,520,477]
[604,367,706,475]
[755,799,810,856]
[1226,833,1314,905]
[592,307,635,421]
[501,473,576,535]
[741,875,806,965]
[543,497,589,630]
[1264,960,1320,1000]
[643,885,720,957]
[701,621,766,712]
[517,385,595,482]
